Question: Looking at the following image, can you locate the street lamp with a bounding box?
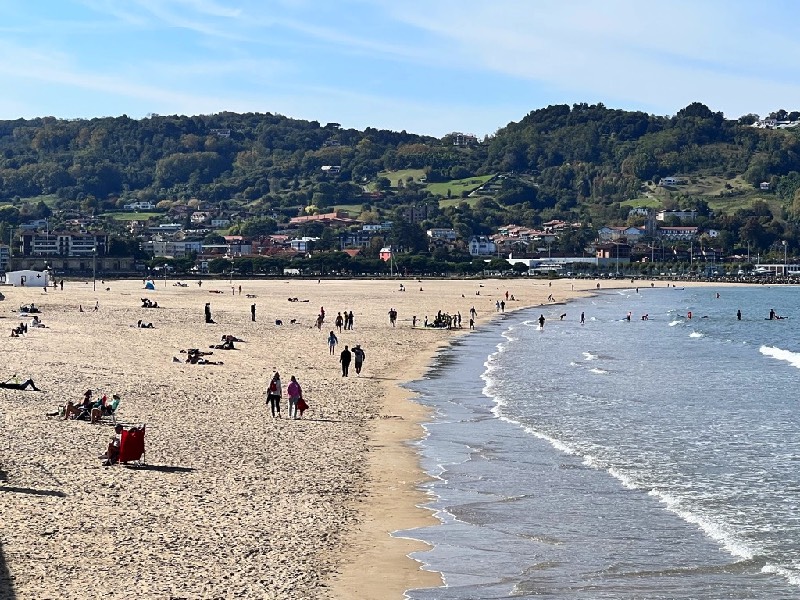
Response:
[164,263,169,287]
[783,240,788,279]
[92,245,97,291]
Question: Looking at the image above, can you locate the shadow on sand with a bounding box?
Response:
[122,464,195,474]
[0,469,17,599]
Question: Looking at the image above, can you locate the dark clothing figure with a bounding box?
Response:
[348,311,354,330]
[205,303,214,324]
[335,313,344,333]
[469,318,474,330]
[59,279,64,291]
[340,346,352,377]
[500,301,505,312]
[0,378,40,391]
[538,314,545,329]
[388,308,397,327]
[580,312,585,324]
[737,309,742,321]
[769,309,775,320]
[251,304,256,322]
[353,346,365,375]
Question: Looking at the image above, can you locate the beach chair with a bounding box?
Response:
[118,425,146,467]
[101,395,122,425]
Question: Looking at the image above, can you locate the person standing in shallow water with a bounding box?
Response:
[737,309,742,321]
[538,314,545,329]
[340,345,352,377]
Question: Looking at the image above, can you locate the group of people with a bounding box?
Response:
[61,390,120,424]
[181,348,222,365]
[337,344,365,377]
[266,372,307,419]
[334,310,355,332]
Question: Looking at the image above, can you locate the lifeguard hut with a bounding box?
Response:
[4,269,50,287]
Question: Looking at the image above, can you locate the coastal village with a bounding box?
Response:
[0,183,791,281]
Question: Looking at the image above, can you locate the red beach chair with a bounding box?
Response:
[118,425,146,466]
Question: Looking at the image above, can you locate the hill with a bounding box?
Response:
[1,102,800,257]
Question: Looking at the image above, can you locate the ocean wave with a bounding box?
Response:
[689,331,704,338]
[669,320,682,326]
[761,563,800,587]
[760,345,800,369]
[589,368,609,374]
[583,351,599,361]
[648,489,755,561]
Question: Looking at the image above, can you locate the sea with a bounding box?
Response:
[400,285,800,599]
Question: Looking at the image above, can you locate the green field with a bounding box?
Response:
[426,174,495,198]
[18,194,59,208]
[331,204,364,216]
[439,197,481,209]
[377,169,427,187]
[100,211,162,221]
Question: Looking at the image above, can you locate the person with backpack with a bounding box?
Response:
[266,372,282,418]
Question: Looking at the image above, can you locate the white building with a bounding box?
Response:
[150,240,203,258]
[4,269,50,287]
[656,210,698,222]
[122,201,156,211]
[211,219,231,228]
[469,236,497,256]
[290,237,319,252]
[597,226,646,242]
[427,228,458,241]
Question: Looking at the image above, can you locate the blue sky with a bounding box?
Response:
[0,0,798,137]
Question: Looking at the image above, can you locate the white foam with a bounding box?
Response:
[689,331,704,338]
[583,351,599,361]
[669,320,682,327]
[760,345,800,369]
[648,489,755,560]
[761,564,800,587]
[589,368,609,374]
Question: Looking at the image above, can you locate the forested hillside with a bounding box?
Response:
[1,102,800,251]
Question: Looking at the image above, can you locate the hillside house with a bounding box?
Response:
[597,226,646,242]
[656,210,697,222]
[657,226,699,241]
[469,236,497,256]
[123,201,155,211]
[760,181,771,190]
[426,228,458,241]
[595,242,631,266]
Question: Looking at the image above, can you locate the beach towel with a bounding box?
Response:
[296,398,308,412]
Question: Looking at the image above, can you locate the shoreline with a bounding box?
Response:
[329,278,736,599]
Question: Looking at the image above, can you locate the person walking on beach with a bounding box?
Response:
[267,372,282,418]
[500,300,505,312]
[328,331,338,355]
[335,312,344,333]
[251,303,256,322]
[469,318,475,330]
[287,375,302,419]
[388,308,397,327]
[353,345,365,375]
[495,300,500,312]
[347,310,354,330]
[470,306,477,320]
[340,345,352,377]
[205,303,214,323]
[538,314,545,329]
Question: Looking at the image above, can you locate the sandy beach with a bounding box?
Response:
[0,276,672,599]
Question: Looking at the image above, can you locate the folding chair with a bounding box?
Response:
[118,425,146,467]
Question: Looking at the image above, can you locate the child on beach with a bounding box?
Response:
[328,331,338,355]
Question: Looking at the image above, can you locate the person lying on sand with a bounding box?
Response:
[136,320,155,328]
[0,376,41,391]
[183,349,223,364]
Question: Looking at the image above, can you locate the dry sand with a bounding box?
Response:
[0,276,691,599]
